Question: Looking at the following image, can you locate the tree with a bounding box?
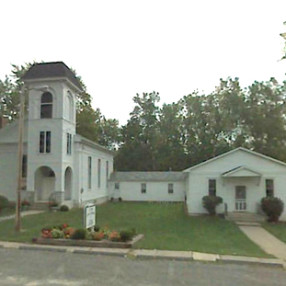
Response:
[115,92,160,171]
[156,102,188,170]
[280,21,286,60]
[243,78,286,161]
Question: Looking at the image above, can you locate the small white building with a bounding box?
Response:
[109,172,187,202]
[109,148,286,220]
[184,147,286,220]
[0,62,114,207]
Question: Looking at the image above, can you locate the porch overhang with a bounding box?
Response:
[221,166,262,178]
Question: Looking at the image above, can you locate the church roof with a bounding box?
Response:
[22,62,83,90]
[109,172,187,182]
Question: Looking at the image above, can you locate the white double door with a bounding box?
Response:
[235,186,246,211]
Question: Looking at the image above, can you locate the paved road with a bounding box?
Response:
[0,248,285,286]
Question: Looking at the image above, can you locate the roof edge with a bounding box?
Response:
[183,147,286,172]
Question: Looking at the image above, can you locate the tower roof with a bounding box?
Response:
[22,61,83,90]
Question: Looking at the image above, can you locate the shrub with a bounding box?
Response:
[51,229,64,239]
[59,205,69,212]
[0,195,9,212]
[93,231,105,241]
[94,225,100,232]
[71,228,87,240]
[118,197,122,202]
[108,231,120,241]
[202,195,223,216]
[21,200,30,206]
[63,227,75,239]
[119,229,135,242]
[261,197,284,222]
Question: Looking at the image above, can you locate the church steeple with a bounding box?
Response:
[22,62,82,202]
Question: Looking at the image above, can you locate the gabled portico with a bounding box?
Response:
[221,166,262,212]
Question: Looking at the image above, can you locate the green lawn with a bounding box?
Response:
[0,202,269,257]
[262,222,286,243]
[0,208,15,217]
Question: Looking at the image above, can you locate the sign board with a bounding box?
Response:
[84,204,96,229]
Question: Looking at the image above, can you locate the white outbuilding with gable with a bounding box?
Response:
[184,147,286,220]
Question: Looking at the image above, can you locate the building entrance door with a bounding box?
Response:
[235,186,246,211]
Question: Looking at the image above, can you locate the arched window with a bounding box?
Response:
[40,92,53,118]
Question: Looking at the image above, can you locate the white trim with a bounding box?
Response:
[222,166,262,177]
[183,147,286,172]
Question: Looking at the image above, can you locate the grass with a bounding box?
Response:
[262,222,286,243]
[0,208,15,217]
[0,202,269,257]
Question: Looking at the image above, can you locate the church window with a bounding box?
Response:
[40,92,53,118]
[39,131,51,153]
[67,133,72,155]
[98,159,101,188]
[88,156,92,189]
[106,161,109,188]
[22,155,27,178]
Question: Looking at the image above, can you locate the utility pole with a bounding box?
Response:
[15,85,25,232]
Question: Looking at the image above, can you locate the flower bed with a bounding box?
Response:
[33,224,143,248]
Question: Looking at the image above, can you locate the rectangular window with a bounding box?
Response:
[98,159,101,188]
[39,131,51,153]
[106,161,109,188]
[88,156,92,189]
[46,131,51,153]
[168,183,174,194]
[67,133,72,155]
[22,155,27,178]
[115,182,120,190]
[141,183,146,194]
[208,179,216,196]
[266,179,274,197]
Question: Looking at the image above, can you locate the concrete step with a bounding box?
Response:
[226,212,266,223]
[235,221,261,227]
[29,203,50,210]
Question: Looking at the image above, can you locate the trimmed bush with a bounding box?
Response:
[59,205,69,212]
[119,229,135,242]
[0,195,9,213]
[261,197,284,222]
[51,229,64,239]
[202,195,223,216]
[71,228,87,240]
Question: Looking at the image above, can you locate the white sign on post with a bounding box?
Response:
[84,204,96,229]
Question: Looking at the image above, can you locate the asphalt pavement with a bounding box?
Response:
[0,248,286,286]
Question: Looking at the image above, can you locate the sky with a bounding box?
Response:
[1,0,286,125]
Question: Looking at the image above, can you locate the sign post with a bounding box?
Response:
[84,203,96,229]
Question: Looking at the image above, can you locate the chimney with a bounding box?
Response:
[0,116,8,129]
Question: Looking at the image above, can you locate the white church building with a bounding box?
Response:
[0,62,114,207]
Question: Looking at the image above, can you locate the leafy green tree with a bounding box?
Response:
[115,92,160,171]
[156,102,188,170]
[243,78,286,161]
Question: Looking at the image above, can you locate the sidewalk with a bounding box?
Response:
[0,210,44,222]
[239,225,286,261]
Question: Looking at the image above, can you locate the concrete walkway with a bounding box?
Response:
[239,225,286,261]
[0,210,44,222]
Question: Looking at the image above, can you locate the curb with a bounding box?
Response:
[0,241,284,269]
